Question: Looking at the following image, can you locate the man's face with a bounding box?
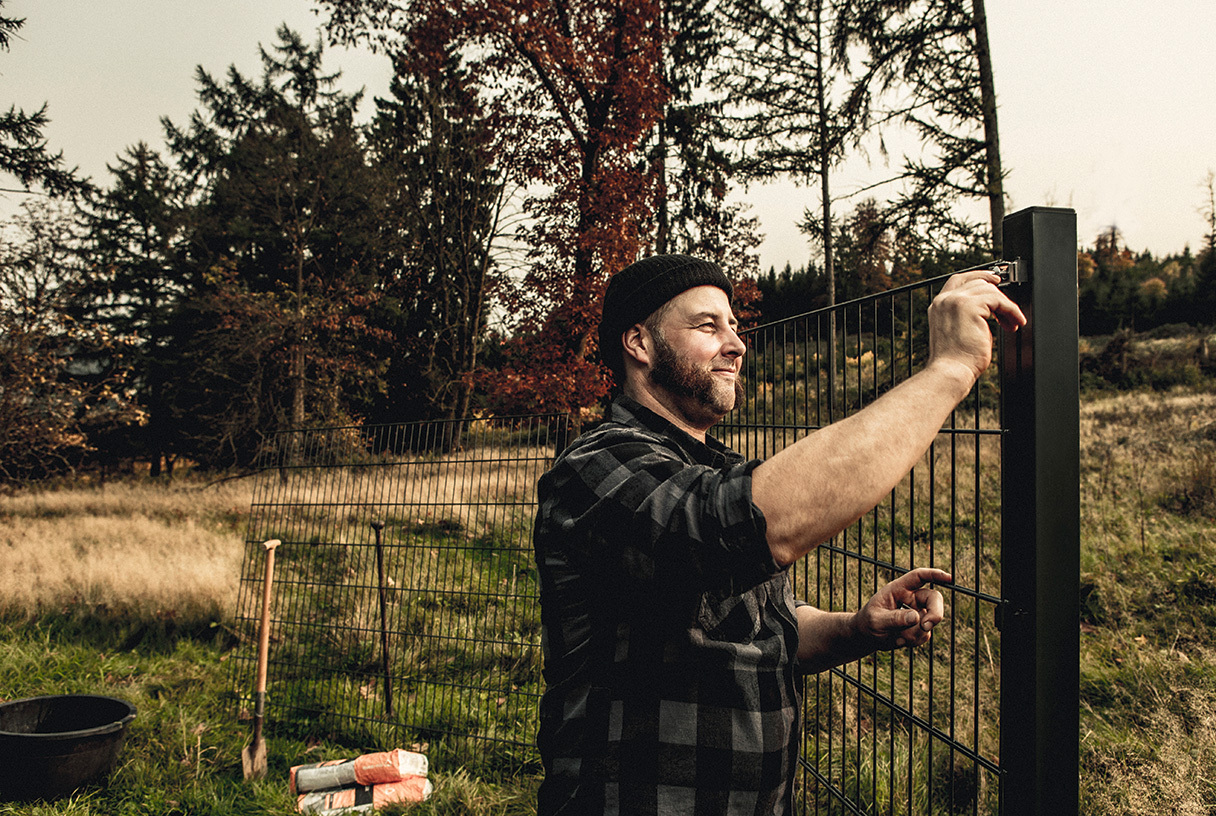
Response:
[646,285,745,429]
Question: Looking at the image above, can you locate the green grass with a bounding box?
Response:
[0,612,539,814]
[227,495,543,778]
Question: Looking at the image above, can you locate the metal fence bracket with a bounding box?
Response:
[956,257,1027,286]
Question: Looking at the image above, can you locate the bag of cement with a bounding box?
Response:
[295,777,434,814]
[290,749,429,794]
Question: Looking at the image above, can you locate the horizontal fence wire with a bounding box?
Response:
[717,275,1004,815]
[231,414,573,776]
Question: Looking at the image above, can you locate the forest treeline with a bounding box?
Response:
[2,1,1214,481]
[759,218,1216,333]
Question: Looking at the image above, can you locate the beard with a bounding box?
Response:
[649,332,745,420]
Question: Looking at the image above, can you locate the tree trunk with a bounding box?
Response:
[292,236,306,429]
[654,3,671,254]
[655,115,670,255]
[813,0,838,410]
[971,0,1004,256]
[813,0,835,309]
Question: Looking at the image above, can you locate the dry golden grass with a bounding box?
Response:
[1080,389,1216,558]
[0,479,254,617]
[0,477,252,520]
[1080,650,1216,815]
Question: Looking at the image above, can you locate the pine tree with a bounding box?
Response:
[844,0,1005,254]
[715,0,882,307]
[162,26,386,464]
[364,52,510,429]
[0,3,91,198]
[651,0,760,273]
[74,143,194,474]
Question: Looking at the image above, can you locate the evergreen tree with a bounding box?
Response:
[716,0,878,307]
[162,26,386,465]
[74,143,194,474]
[651,0,760,274]
[756,259,828,323]
[0,201,138,480]
[0,3,91,198]
[843,0,1004,254]
[364,51,510,429]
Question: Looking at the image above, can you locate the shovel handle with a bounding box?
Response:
[251,539,281,741]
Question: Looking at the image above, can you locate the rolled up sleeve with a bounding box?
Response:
[537,417,778,599]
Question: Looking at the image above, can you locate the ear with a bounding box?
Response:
[621,323,652,368]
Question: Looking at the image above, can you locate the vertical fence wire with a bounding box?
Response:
[718,274,1004,814]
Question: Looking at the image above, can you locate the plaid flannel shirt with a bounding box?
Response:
[534,395,803,816]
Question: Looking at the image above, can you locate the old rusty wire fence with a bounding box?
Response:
[233,208,1077,812]
[231,415,572,776]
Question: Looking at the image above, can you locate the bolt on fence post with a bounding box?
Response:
[998,206,1080,815]
[372,519,394,718]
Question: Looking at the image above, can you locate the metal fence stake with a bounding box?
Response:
[372,519,394,718]
[999,206,1080,816]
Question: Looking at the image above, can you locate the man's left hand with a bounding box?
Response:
[853,567,953,650]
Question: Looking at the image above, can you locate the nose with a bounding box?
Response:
[723,325,746,359]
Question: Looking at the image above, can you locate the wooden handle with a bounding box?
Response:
[254,539,281,695]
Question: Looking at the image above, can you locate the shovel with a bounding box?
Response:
[243,538,281,780]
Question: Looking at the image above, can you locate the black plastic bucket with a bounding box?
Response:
[0,694,136,801]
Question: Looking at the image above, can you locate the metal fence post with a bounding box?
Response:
[999,206,1079,815]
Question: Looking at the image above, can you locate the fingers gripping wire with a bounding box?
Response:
[956,258,1026,286]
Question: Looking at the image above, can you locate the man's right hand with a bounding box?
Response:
[926,270,1027,387]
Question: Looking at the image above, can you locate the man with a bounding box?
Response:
[533,254,1026,815]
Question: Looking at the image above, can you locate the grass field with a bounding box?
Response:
[1074,389,1216,814]
[0,477,540,815]
[1,386,1214,814]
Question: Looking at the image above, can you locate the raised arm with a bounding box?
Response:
[752,270,1026,566]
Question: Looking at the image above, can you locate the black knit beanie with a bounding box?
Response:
[598,254,733,378]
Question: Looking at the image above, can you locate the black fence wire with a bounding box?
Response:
[231,415,572,776]
[718,275,1004,814]
[232,208,1077,812]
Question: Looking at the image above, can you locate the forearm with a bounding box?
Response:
[752,359,974,566]
[795,605,874,673]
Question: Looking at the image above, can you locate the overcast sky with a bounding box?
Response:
[4,1,1214,270]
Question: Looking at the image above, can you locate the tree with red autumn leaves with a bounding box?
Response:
[322,0,671,415]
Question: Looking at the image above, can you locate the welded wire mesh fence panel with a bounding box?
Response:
[717,277,1005,815]
[231,415,571,776]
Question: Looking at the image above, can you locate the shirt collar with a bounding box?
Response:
[610,393,739,467]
